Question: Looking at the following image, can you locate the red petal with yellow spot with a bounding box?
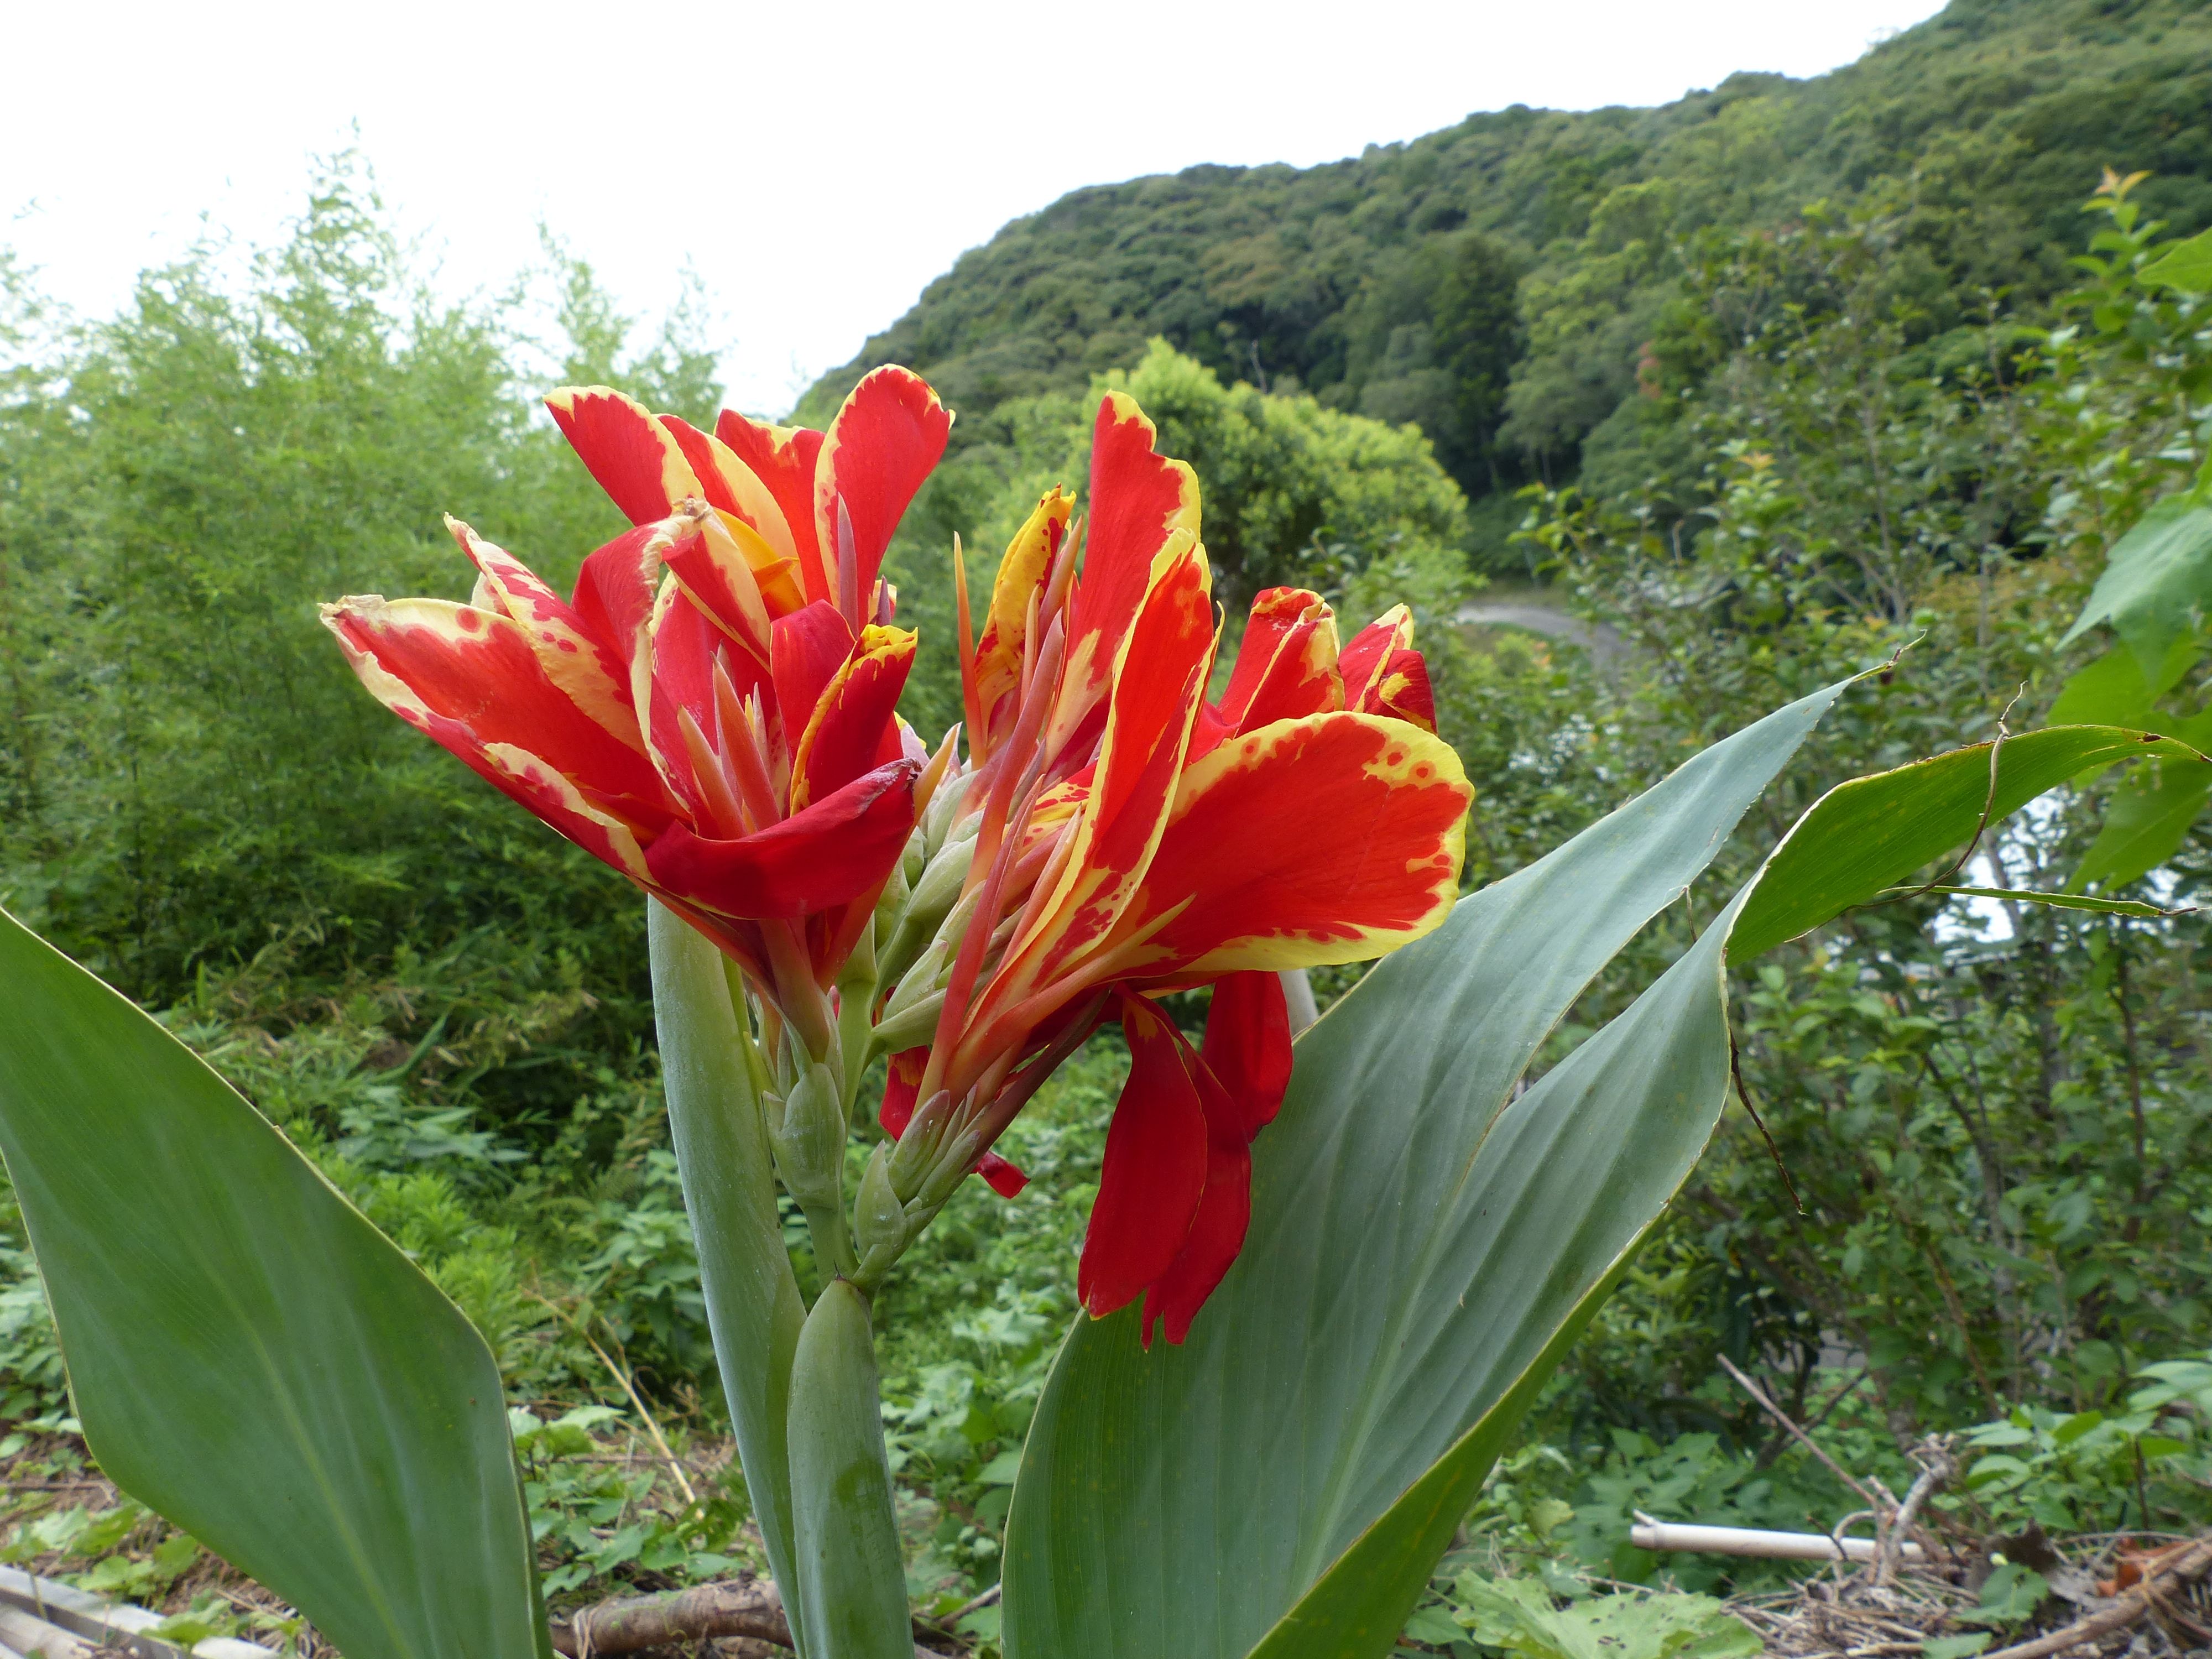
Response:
[812,367,952,616]
[322,594,671,832]
[716,410,828,603]
[645,759,921,920]
[790,625,917,812]
[546,387,703,526]
[1359,645,1437,733]
[1078,994,1208,1321]
[1215,587,1344,742]
[1051,393,1203,758]
[1338,605,1414,707]
[1109,712,1470,982]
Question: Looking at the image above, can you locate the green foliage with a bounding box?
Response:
[802,0,2212,532]
[1442,1574,1758,1659]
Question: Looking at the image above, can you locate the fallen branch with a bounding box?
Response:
[546,1577,950,1658]
[1978,1534,2212,1659]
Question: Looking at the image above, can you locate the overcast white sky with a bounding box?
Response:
[4,0,1949,415]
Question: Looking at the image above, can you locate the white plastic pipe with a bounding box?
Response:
[1629,1521,1924,1562]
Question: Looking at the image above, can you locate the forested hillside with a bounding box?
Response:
[802,0,2211,550]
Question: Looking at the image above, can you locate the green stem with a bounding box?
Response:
[788,1279,912,1659]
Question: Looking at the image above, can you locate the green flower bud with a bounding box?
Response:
[852,1142,909,1283]
[768,1061,844,1209]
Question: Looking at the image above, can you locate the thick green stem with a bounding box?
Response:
[787,1279,912,1659]
[646,904,813,1656]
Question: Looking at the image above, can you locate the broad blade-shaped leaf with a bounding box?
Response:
[2059,489,2212,679]
[648,903,808,1646]
[0,908,547,1659]
[2073,760,2212,891]
[2141,227,2212,294]
[1729,726,2210,959]
[1000,681,1852,1659]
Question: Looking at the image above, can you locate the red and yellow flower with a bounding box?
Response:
[322,368,951,1055]
[879,393,1472,1344]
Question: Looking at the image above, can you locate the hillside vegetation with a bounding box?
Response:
[802,0,2212,556]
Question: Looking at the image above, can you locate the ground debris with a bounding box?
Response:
[1729,1532,2212,1658]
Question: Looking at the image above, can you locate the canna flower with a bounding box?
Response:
[323,368,952,1056]
[873,394,1472,1343]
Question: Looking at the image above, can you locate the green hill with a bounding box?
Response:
[798,0,2212,530]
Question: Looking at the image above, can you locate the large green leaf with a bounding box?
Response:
[1000,681,1853,1659]
[2073,759,2212,891]
[647,902,810,1651]
[0,909,546,1659]
[1728,726,2210,958]
[2059,485,2212,679]
[2141,226,2212,293]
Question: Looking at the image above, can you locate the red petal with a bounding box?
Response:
[791,625,917,812]
[717,410,828,604]
[546,387,702,526]
[1113,712,1470,980]
[322,594,669,831]
[659,415,807,578]
[1338,606,1413,707]
[645,759,920,920]
[572,522,671,664]
[1078,994,1208,1319]
[770,602,859,756]
[1200,971,1293,1138]
[1139,1136,1251,1347]
[879,1047,927,1138]
[1214,587,1343,742]
[1359,646,1438,734]
[977,1152,1029,1198]
[1051,392,1202,759]
[813,367,951,616]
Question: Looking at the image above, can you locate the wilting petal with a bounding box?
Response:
[646,759,921,920]
[322,594,670,831]
[977,1152,1029,1198]
[1214,587,1344,742]
[813,367,953,617]
[1199,970,1293,1138]
[1051,393,1202,759]
[974,488,1073,748]
[770,602,859,756]
[1078,993,1208,1320]
[658,415,806,574]
[1107,711,1470,981]
[1338,605,1414,707]
[716,409,828,604]
[655,511,776,662]
[791,625,917,812]
[1358,646,1437,734]
[546,387,703,526]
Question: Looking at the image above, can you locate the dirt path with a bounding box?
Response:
[1454,598,1624,662]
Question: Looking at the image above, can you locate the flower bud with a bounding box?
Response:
[885,1088,955,1199]
[852,1142,909,1283]
[768,1061,844,1209]
[869,987,946,1055]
